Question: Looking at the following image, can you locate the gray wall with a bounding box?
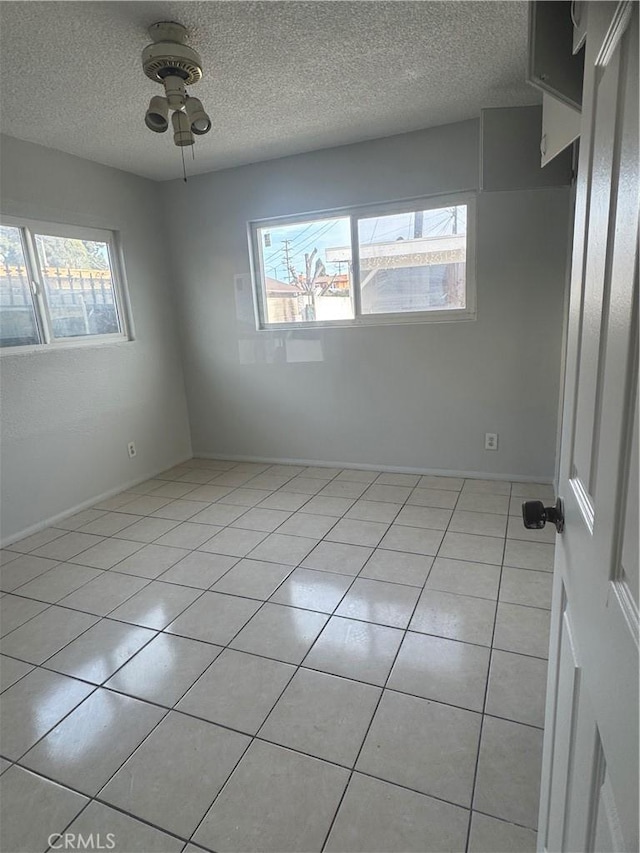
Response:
[0,135,192,542]
[162,119,570,479]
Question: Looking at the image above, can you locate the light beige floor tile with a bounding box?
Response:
[439,532,504,565]
[246,532,319,566]
[500,566,553,609]
[388,631,490,711]
[357,690,481,806]
[189,503,248,526]
[417,475,464,491]
[326,518,389,547]
[166,591,261,645]
[335,469,379,484]
[178,468,219,483]
[277,512,338,539]
[10,563,102,604]
[258,491,312,511]
[360,549,433,587]
[113,517,180,544]
[302,541,373,575]
[0,765,88,853]
[1,555,60,592]
[449,510,507,538]
[0,549,20,566]
[118,495,174,515]
[425,557,500,600]
[129,478,168,494]
[210,470,261,486]
[150,481,199,498]
[510,482,555,500]
[68,538,144,570]
[456,492,509,514]
[111,544,190,579]
[379,525,444,556]
[55,510,108,531]
[199,526,267,558]
[46,619,155,684]
[78,512,142,536]
[335,578,420,629]
[1,606,98,664]
[463,479,512,495]
[92,491,139,511]
[22,689,166,795]
[64,801,183,853]
[0,668,94,759]
[394,505,453,530]
[108,580,201,628]
[468,812,537,852]
[242,476,290,492]
[474,715,543,829]
[410,589,497,646]
[153,521,222,549]
[106,633,221,706]
[193,740,349,853]
[504,540,555,572]
[303,616,403,686]
[6,527,67,553]
[230,602,328,664]
[302,466,342,479]
[280,476,325,495]
[0,758,10,774]
[270,567,353,613]
[101,711,249,838]
[59,572,149,616]
[177,648,295,734]
[259,668,380,766]
[362,484,412,503]
[211,559,292,600]
[151,498,212,521]
[0,594,49,636]
[486,649,547,728]
[375,472,420,487]
[506,514,557,543]
[407,488,459,509]
[0,655,34,692]
[32,532,105,561]
[157,551,238,589]
[345,500,402,523]
[175,484,233,503]
[325,772,469,853]
[493,602,551,659]
[320,480,369,500]
[231,507,293,532]
[300,495,356,516]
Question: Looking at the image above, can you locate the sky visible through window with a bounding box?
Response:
[258,205,467,284]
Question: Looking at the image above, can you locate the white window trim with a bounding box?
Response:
[0,215,132,353]
[249,191,477,331]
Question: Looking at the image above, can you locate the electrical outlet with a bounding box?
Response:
[485,433,498,451]
[127,441,137,459]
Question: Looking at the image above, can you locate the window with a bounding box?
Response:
[0,218,130,349]
[250,193,475,329]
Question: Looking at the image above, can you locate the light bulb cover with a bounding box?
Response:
[145,95,169,132]
[185,96,212,135]
[172,110,194,146]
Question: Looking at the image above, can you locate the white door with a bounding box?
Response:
[537,2,639,851]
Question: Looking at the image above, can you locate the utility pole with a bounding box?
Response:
[413,210,423,239]
[281,240,296,285]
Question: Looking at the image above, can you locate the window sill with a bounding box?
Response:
[0,335,133,356]
[257,309,477,332]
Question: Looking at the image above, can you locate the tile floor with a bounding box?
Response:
[0,459,556,853]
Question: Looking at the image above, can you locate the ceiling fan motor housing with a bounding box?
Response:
[142,21,203,85]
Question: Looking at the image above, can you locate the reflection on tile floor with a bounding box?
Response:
[0,459,553,852]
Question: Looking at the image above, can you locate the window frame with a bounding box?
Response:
[0,215,132,353]
[249,191,477,331]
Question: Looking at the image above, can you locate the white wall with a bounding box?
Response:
[162,119,570,480]
[0,135,192,542]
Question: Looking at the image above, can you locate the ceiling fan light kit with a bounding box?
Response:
[141,21,211,153]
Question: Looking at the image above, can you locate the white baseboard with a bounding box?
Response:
[0,455,193,549]
[192,450,553,484]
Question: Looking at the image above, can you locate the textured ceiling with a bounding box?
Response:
[0,1,539,181]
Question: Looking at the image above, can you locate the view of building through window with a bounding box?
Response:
[254,202,469,326]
